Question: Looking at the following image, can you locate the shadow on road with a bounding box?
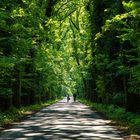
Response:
[0,98,124,140]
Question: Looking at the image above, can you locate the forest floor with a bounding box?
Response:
[0,98,138,140]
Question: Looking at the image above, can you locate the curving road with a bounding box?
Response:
[0,98,124,140]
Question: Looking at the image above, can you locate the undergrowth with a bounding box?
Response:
[79,99,140,135]
[0,99,59,128]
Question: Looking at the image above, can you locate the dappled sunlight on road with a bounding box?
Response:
[0,98,124,140]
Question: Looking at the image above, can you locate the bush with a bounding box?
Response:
[0,99,59,128]
[130,116,140,133]
[79,98,140,134]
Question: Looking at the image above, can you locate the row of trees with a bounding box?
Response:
[0,0,140,113]
[53,0,140,113]
[0,0,65,110]
[83,0,140,113]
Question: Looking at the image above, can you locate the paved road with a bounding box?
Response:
[0,98,124,140]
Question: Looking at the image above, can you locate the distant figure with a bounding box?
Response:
[73,93,77,102]
[67,94,70,102]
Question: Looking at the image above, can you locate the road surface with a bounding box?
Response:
[0,98,124,140]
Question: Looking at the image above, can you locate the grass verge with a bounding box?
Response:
[79,98,140,135]
[0,99,59,129]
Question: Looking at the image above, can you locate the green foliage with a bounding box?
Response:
[1,0,72,109]
[128,66,140,94]
[0,0,139,120]
[80,99,140,134]
[0,88,12,97]
[83,0,140,113]
[0,99,59,127]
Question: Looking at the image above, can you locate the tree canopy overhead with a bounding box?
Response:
[0,0,140,113]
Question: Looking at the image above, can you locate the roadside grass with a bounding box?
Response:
[0,99,59,128]
[79,98,140,135]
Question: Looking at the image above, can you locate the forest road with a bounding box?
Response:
[0,98,125,140]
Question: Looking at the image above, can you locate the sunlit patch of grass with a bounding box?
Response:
[0,99,59,128]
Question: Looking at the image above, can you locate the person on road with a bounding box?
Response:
[67,94,70,102]
[73,93,77,102]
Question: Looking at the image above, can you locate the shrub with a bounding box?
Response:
[79,98,140,134]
